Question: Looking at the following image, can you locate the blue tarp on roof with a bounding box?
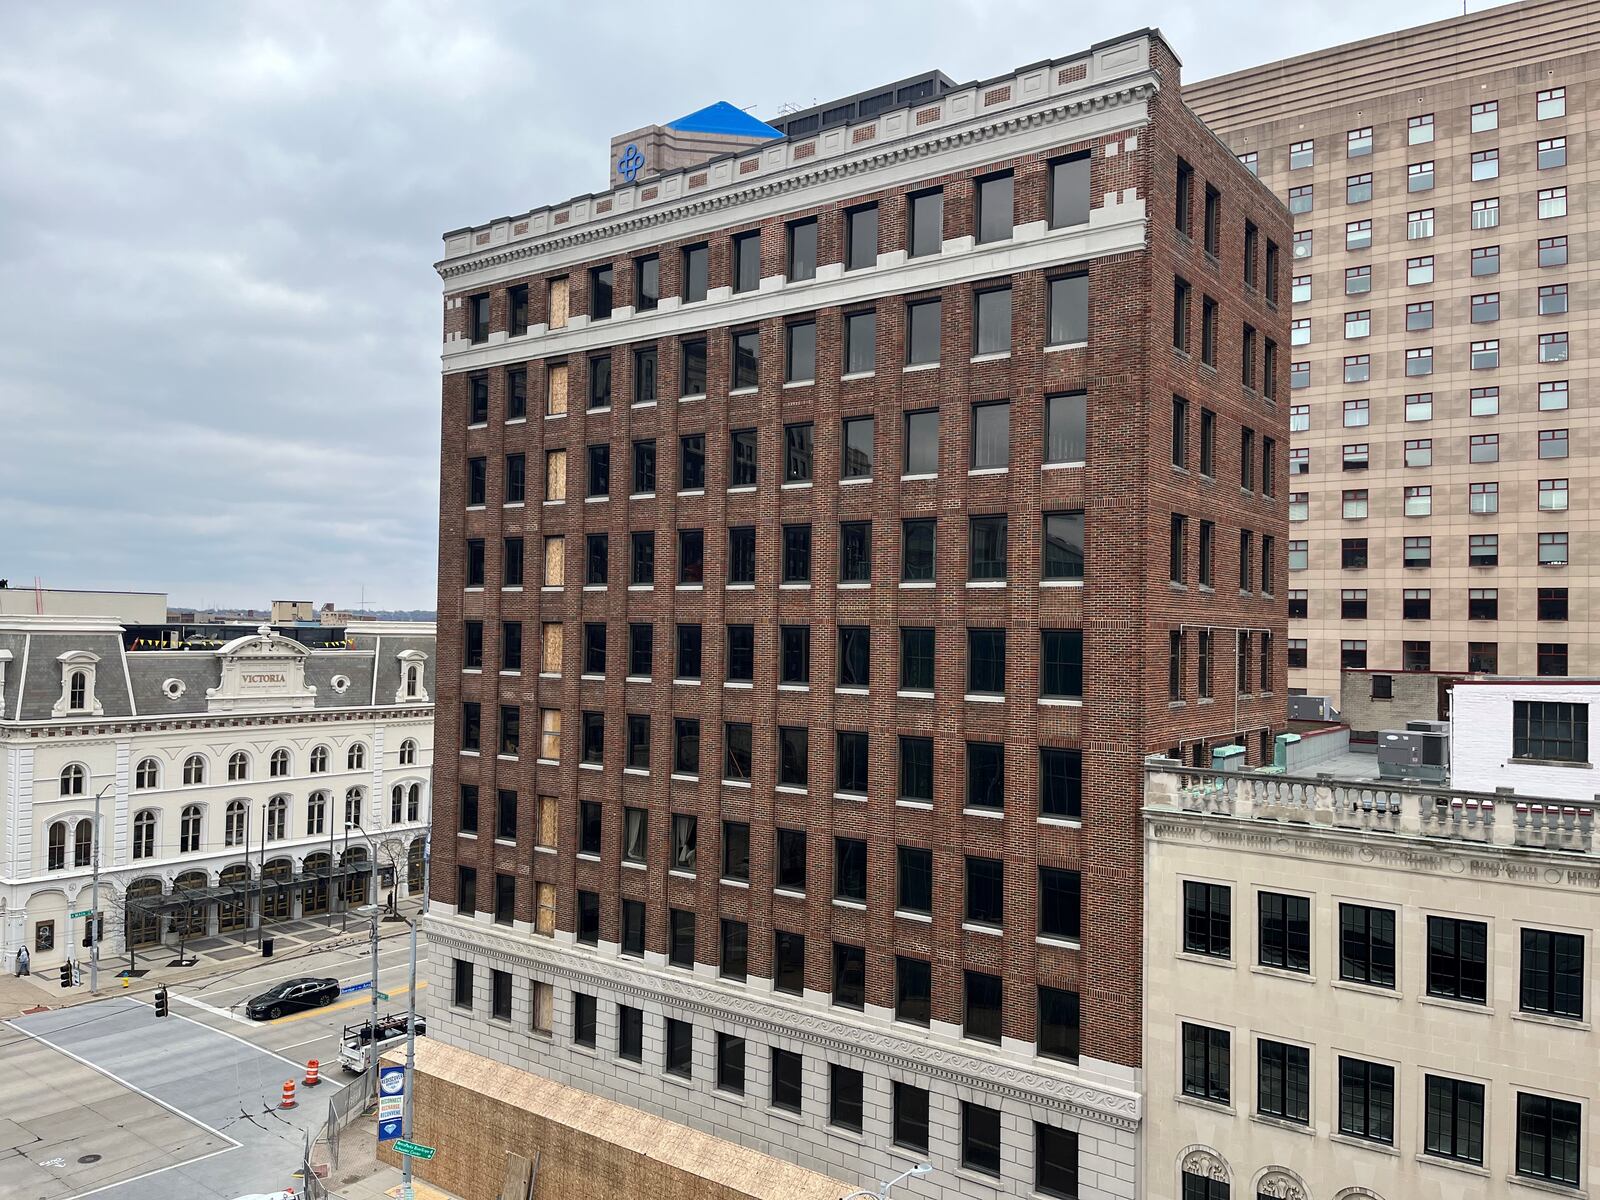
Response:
[667,100,780,139]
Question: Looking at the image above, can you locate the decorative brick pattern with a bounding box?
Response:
[514,221,530,235]
[739,158,760,175]
[793,142,816,160]
[984,85,1013,106]
[688,172,707,188]
[641,187,659,201]
[851,125,877,145]
[595,199,613,214]
[554,212,569,226]
[475,232,490,245]
[915,107,941,126]
[1059,64,1088,85]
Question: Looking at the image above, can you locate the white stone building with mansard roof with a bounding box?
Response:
[0,610,434,973]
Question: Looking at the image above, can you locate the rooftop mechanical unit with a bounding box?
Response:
[1377,728,1449,784]
[1288,694,1336,721]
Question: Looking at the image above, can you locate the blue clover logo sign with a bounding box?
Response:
[617,143,645,183]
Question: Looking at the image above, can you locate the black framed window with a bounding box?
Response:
[463,620,484,670]
[585,533,608,585]
[973,288,1012,356]
[719,918,747,980]
[573,992,597,1046]
[677,434,705,491]
[1045,391,1087,464]
[969,514,1007,579]
[1257,1038,1310,1124]
[967,628,1005,695]
[778,726,809,789]
[908,188,943,258]
[773,931,805,995]
[1184,881,1231,958]
[902,518,935,581]
[731,230,760,293]
[626,715,650,771]
[680,337,707,396]
[1339,903,1396,987]
[771,1047,803,1112]
[1425,1075,1485,1164]
[1035,1123,1079,1200]
[467,373,489,423]
[834,836,867,901]
[588,354,612,409]
[782,524,811,583]
[456,868,477,917]
[839,520,871,582]
[961,1100,1002,1176]
[966,740,1004,809]
[627,622,652,678]
[779,625,810,684]
[775,826,807,890]
[897,845,932,914]
[845,203,879,270]
[673,716,700,775]
[893,1081,929,1152]
[723,722,752,782]
[670,813,697,873]
[966,856,1003,926]
[578,800,602,855]
[1050,152,1091,228]
[1427,916,1488,1004]
[900,626,934,691]
[975,171,1014,244]
[630,531,654,585]
[576,890,599,944]
[829,1064,863,1131]
[784,422,814,482]
[1043,511,1085,580]
[841,414,874,478]
[1181,1022,1230,1104]
[904,407,938,474]
[721,820,750,882]
[899,735,934,802]
[1259,892,1310,973]
[1047,273,1089,345]
[664,1017,693,1077]
[675,623,701,680]
[965,970,1002,1042]
[1338,1057,1395,1144]
[895,955,931,1025]
[681,243,708,303]
[1522,928,1585,1019]
[589,265,613,319]
[458,784,479,834]
[620,899,644,957]
[835,730,868,794]
[785,321,816,384]
[1039,867,1081,940]
[832,942,865,1009]
[618,1004,643,1061]
[731,332,758,391]
[726,526,756,585]
[1514,701,1589,763]
[838,625,870,687]
[461,701,481,752]
[1040,747,1082,819]
[906,299,941,366]
[466,456,487,506]
[725,623,754,682]
[634,254,659,310]
[1038,985,1080,1063]
[582,622,606,675]
[787,218,817,282]
[498,704,520,756]
[1041,629,1083,699]
[1518,1093,1582,1186]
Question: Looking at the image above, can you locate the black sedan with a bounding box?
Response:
[244,976,341,1020]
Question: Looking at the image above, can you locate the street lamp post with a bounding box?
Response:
[840,1162,934,1200]
[400,829,429,1199]
[348,823,383,1107]
[88,782,112,993]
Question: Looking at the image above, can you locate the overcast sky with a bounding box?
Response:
[0,0,1496,611]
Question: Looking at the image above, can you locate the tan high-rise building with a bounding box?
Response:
[1187,0,1598,697]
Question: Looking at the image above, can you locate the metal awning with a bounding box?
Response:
[125,859,373,918]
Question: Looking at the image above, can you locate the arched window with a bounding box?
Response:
[265,796,287,841]
[46,821,67,870]
[183,755,206,786]
[135,758,159,790]
[227,751,250,782]
[398,739,418,766]
[309,745,330,774]
[132,809,156,860]
[344,788,363,829]
[307,791,327,836]
[69,670,87,711]
[347,743,367,772]
[224,799,246,847]
[59,764,86,797]
[74,818,94,867]
[269,749,291,778]
[405,664,421,698]
[180,805,202,853]
[391,785,404,825]
[407,783,421,822]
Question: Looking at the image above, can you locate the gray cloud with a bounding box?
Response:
[0,0,1485,609]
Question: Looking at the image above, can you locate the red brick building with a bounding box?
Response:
[426,29,1288,1200]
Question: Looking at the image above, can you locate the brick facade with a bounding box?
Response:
[429,30,1287,1199]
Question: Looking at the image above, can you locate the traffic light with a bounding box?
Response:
[59,963,71,989]
[154,987,169,1018]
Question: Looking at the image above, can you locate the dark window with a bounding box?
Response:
[1340,904,1396,987]
[833,943,865,1009]
[463,620,484,670]
[731,230,760,293]
[829,1064,863,1131]
[962,1100,1002,1176]
[1046,392,1087,464]
[771,1047,803,1112]
[1427,916,1488,1004]
[782,523,812,583]
[1203,185,1221,256]
[1043,511,1085,581]
[787,219,817,282]
[1257,1038,1310,1124]
[632,439,656,494]
[681,244,708,303]
[1050,153,1091,228]
[680,338,707,396]
[784,422,814,482]
[973,287,1012,357]
[904,408,938,476]
[505,368,526,420]
[580,533,607,586]
[780,625,810,684]
[967,740,1004,809]
[630,531,654,585]
[900,627,934,691]
[577,890,599,944]
[499,705,520,757]
[777,725,808,790]
[507,285,529,336]
[1540,588,1570,621]
[1182,1022,1230,1104]
[976,171,1014,243]
[908,188,943,257]
[725,526,756,585]
[583,622,606,675]
[1339,1057,1395,1144]
[901,518,935,582]
[729,427,757,486]
[895,955,931,1025]
[1046,273,1088,346]
[834,836,867,901]
[587,444,611,498]
[845,204,878,270]
[1039,867,1081,940]
[504,453,526,504]
[1038,985,1081,1063]
[965,970,1002,1042]
[1522,929,1585,1019]
[466,456,486,506]
[618,1004,643,1061]
[1175,159,1193,234]
[573,992,597,1046]
[626,714,650,770]
[773,930,805,995]
[723,722,752,782]
[1259,892,1310,973]
[967,628,1006,695]
[495,789,517,841]
[578,800,601,855]
[677,529,704,585]
[675,625,701,680]
[839,521,871,582]
[635,255,659,311]
[906,299,941,366]
[467,373,489,424]
[844,311,877,376]
[731,331,758,390]
[893,1081,929,1152]
[1041,629,1083,699]
[719,918,747,980]
[1518,1093,1583,1186]
[468,293,489,343]
[679,434,705,490]
[897,845,932,914]
[1036,1124,1079,1200]
[589,265,613,320]
[452,958,474,1007]
[1040,748,1082,819]
[785,322,816,384]
[1514,700,1588,763]
[619,899,644,957]
[456,867,477,916]
[966,856,1003,926]
[665,1017,693,1077]
[838,625,871,688]
[588,354,612,409]
[1184,881,1230,958]
[775,826,807,890]
[969,515,1007,580]
[836,731,868,794]
[673,716,700,775]
[458,784,479,834]
[899,735,933,802]
[1425,1075,1485,1164]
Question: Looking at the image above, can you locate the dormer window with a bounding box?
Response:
[394,649,430,703]
[52,650,103,717]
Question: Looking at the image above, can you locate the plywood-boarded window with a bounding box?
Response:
[536,795,558,848]
[545,449,567,501]
[539,709,562,761]
[531,978,554,1029]
[534,886,556,941]
[541,622,563,673]
[548,277,569,330]
[546,362,568,416]
[543,535,565,586]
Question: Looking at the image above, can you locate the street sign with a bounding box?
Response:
[376,990,391,1001]
[394,1139,435,1160]
[70,910,92,919]
[340,980,373,994]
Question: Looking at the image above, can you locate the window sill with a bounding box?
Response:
[1175,1094,1235,1119]
[841,370,876,382]
[728,386,757,397]
[835,686,868,697]
[1420,994,1492,1017]
[670,772,699,783]
[673,678,700,687]
[624,767,649,777]
[1042,461,1085,471]
[838,581,870,590]
[965,693,1004,704]
[833,791,867,803]
[1038,815,1082,829]
[625,675,650,684]
[968,467,1008,477]
[833,897,867,911]
[779,582,811,591]
[775,785,808,796]
[576,852,600,864]
[782,379,814,389]
[964,806,1004,819]
[840,476,872,487]
[499,669,521,677]
[721,877,750,889]
[781,480,813,490]
[900,472,936,482]
[534,844,557,855]
[726,582,754,591]
[1250,964,1315,985]
[1329,1131,1401,1158]
[723,779,752,790]
[727,485,756,494]
[540,585,562,593]
[1251,1113,1314,1138]
[966,580,1006,589]
[777,683,810,693]
[1507,1171,1587,1197]
[544,411,566,420]
[1041,579,1084,588]
[539,671,559,680]
[679,393,707,403]
[903,362,940,374]
[1416,1153,1491,1181]
[896,798,933,810]
[462,667,482,675]
[628,584,653,592]
[962,922,1002,937]
[897,689,933,700]
[1044,340,1088,354]
[1039,697,1083,708]
[622,859,646,871]
[895,909,932,924]
[678,489,705,498]
[579,762,602,772]
[724,680,753,690]
[631,399,657,409]
[1175,951,1234,970]
[675,584,703,592]
[1036,934,1080,950]
[669,869,696,880]
[970,351,1012,364]
[587,406,612,416]
[629,492,656,502]
[899,580,935,590]
[580,673,603,682]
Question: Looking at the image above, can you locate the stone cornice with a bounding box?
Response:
[428,915,1142,1130]
[0,705,435,740]
[436,80,1158,284]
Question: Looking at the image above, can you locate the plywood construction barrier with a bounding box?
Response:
[377,1041,851,1200]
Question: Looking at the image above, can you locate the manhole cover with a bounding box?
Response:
[77,1155,101,1164]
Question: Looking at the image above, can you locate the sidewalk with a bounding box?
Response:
[0,901,424,1020]
[319,1113,461,1200]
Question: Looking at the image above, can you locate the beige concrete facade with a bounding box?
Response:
[1187,0,1600,696]
[1143,756,1600,1199]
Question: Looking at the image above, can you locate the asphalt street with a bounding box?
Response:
[0,922,429,1200]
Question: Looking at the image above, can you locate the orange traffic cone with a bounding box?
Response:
[280,1079,298,1109]
[304,1059,321,1087]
